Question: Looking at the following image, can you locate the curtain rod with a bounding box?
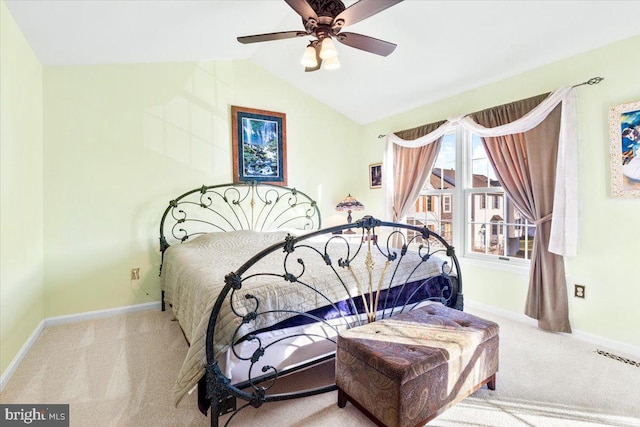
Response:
[377,76,604,138]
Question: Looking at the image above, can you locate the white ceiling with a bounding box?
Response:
[6,0,640,124]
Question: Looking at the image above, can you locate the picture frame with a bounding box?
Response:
[609,100,640,198]
[232,106,287,186]
[369,163,382,189]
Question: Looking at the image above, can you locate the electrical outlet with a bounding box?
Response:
[131,268,140,280]
[574,284,585,299]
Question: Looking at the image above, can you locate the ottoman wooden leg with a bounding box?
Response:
[337,388,347,408]
[487,373,497,390]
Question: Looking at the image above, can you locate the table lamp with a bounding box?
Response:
[335,194,364,234]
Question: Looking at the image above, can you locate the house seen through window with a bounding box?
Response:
[405,128,536,262]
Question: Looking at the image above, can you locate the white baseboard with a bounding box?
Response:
[465,300,538,326]
[45,301,161,327]
[0,319,45,392]
[571,329,640,360]
[465,300,640,359]
[0,301,161,392]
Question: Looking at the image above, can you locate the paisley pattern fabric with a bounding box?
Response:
[336,302,499,427]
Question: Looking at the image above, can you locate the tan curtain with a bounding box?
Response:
[392,121,446,221]
[472,94,571,333]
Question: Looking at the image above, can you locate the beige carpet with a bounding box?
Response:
[1,307,639,427]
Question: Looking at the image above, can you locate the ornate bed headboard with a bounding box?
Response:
[159,182,321,254]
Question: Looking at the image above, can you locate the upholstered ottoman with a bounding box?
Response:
[336,302,499,427]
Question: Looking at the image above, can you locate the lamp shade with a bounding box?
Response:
[300,45,318,68]
[335,194,364,212]
[323,56,340,70]
[319,37,337,60]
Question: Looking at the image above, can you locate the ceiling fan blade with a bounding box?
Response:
[333,0,403,28]
[237,30,307,44]
[305,43,322,72]
[285,0,319,22]
[335,32,397,56]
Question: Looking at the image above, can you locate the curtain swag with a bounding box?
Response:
[383,86,578,257]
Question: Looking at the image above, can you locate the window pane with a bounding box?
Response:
[469,192,488,224]
[471,135,500,188]
[505,199,536,259]
[426,133,456,190]
[469,190,536,260]
[470,191,502,255]
[407,194,453,245]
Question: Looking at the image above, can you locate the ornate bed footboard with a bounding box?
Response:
[204,216,463,427]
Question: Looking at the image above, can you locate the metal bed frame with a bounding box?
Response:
[159,183,463,427]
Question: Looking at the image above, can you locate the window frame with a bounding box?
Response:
[431,126,533,266]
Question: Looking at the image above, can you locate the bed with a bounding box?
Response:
[159,182,463,427]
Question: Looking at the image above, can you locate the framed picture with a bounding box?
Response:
[369,163,382,189]
[232,106,287,186]
[609,100,640,198]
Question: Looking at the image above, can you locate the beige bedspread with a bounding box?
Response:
[161,230,445,405]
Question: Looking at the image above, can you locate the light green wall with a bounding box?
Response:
[2,3,638,381]
[42,60,361,317]
[362,35,640,348]
[0,1,45,376]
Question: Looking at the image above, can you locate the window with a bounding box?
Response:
[405,127,536,262]
[443,195,451,213]
[406,134,455,246]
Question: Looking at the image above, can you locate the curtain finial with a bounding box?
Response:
[573,77,604,88]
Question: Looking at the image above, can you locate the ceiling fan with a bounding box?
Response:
[237,0,403,71]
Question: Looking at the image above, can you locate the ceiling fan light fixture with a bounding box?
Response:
[319,37,337,60]
[237,0,403,73]
[300,44,318,68]
[324,56,341,70]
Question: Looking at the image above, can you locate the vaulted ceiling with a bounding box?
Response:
[6,0,640,124]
